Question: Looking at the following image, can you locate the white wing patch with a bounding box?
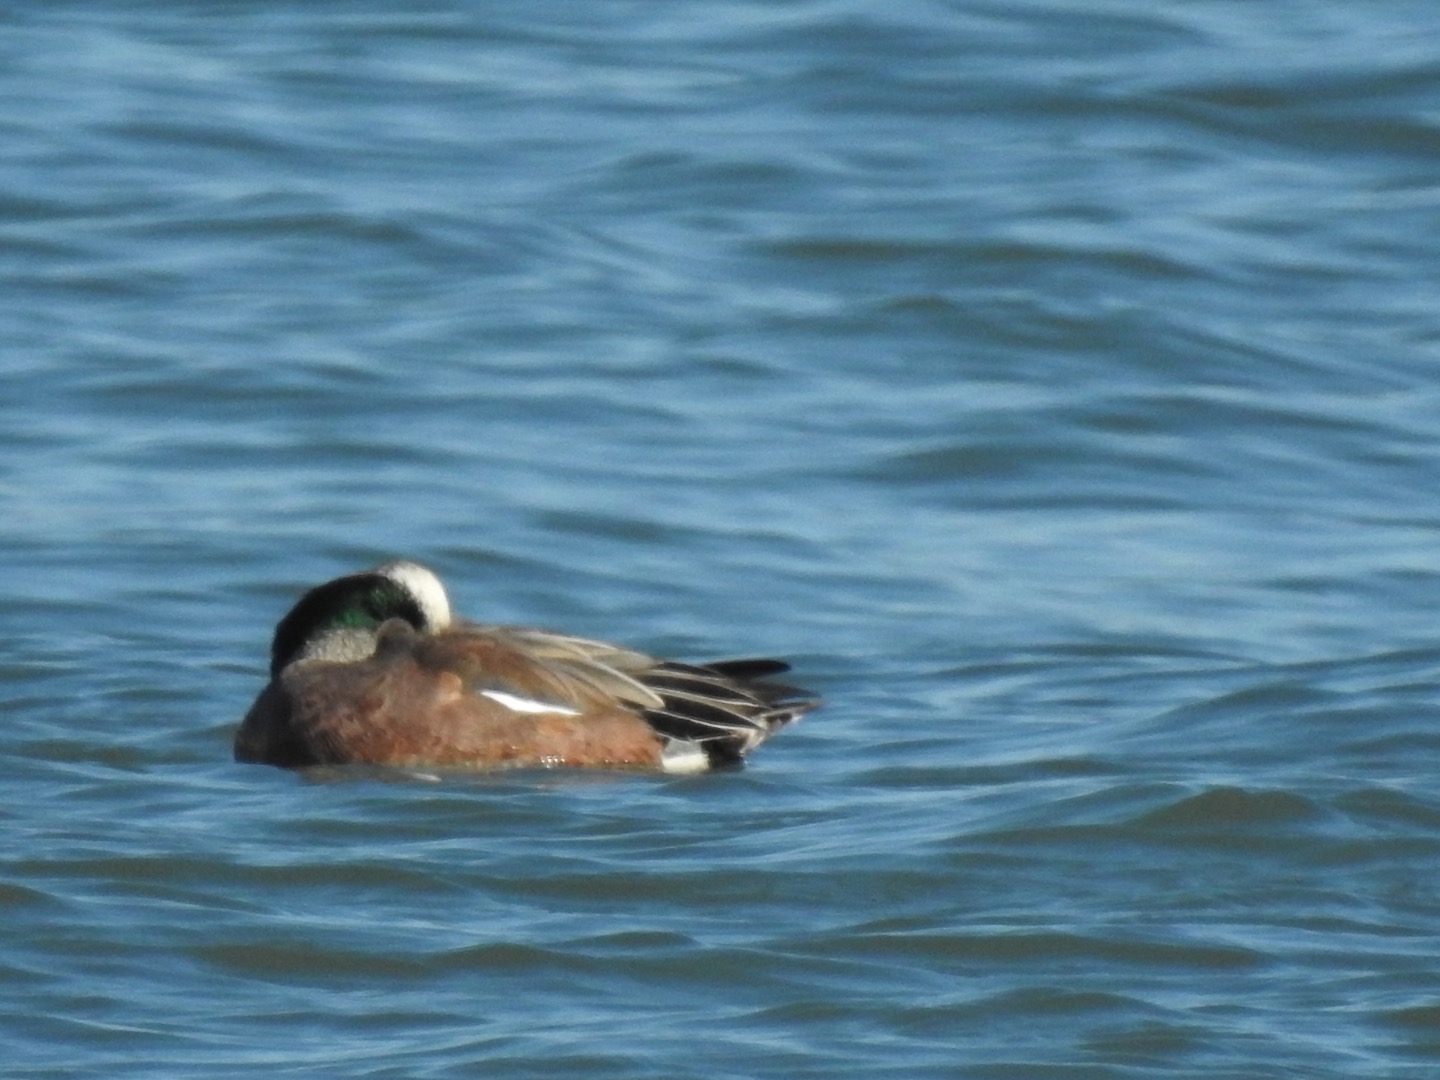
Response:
[481,689,582,717]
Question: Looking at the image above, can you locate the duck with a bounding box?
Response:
[235,560,820,773]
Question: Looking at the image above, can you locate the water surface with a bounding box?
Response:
[4,2,1440,1076]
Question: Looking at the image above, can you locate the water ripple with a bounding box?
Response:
[6,1,1440,1077]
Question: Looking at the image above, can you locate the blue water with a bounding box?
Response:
[5,1,1440,1076]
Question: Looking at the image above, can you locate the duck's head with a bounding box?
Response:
[268,560,453,676]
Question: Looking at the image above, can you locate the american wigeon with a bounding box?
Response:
[235,561,820,772]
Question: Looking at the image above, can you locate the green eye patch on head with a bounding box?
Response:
[268,574,427,676]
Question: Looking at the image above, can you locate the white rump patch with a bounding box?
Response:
[660,740,712,774]
[481,689,582,717]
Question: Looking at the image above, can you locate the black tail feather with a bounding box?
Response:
[639,656,821,765]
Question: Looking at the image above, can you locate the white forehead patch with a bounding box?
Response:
[373,560,453,630]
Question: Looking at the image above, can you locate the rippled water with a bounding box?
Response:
[5,2,1440,1076]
